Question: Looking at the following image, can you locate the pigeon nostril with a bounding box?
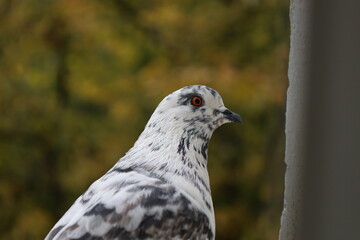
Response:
[222,109,232,116]
[221,109,242,123]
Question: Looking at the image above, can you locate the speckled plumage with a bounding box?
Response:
[45,85,242,240]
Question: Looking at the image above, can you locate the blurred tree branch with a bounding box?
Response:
[45,17,70,107]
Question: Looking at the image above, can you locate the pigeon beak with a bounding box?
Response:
[222,109,243,123]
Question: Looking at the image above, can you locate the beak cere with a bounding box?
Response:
[222,109,243,123]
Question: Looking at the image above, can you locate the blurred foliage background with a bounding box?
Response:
[0,0,289,239]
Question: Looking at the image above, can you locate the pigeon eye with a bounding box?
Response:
[191,96,203,107]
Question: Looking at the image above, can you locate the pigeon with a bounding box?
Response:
[45,85,242,240]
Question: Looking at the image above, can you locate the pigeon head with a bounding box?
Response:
[133,85,241,167]
[151,85,242,132]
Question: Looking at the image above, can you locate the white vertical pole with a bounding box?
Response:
[301,0,360,239]
[279,0,312,239]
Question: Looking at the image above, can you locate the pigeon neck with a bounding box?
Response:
[115,117,216,233]
[138,119,213,168]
